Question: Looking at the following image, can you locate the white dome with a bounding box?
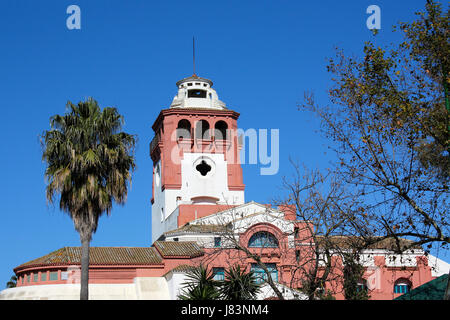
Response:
[170,74,226,110]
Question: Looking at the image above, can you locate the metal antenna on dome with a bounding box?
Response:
[192,36,196,76]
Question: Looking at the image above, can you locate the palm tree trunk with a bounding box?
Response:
[80,236,90,300]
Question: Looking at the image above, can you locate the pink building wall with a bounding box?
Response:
[14,212,435,300]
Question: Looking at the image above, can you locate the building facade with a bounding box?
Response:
[1,74,449,300]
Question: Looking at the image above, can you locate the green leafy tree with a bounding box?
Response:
[396,0,449,180]
[218,265,261,300]
[342,252,370,300]
[41,98,136,300]
[300,0,449,253]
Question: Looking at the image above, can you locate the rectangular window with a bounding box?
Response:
[214,237,221,248]
[41,272,47,282]
[212,267,225,281]
[251,263,278,284]
[61,272,68,281]
[188,89,207,98]
[33,273,38,282]
[49,272,58,281]
[26,274,30,283]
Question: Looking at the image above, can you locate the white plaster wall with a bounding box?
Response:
[180,153,244,205]
[193,202,274,225]
[134,277,170,300]
[427,254,450,277]
[357,254,376,267]
[165,272,189,300]
[385,254,418,267]
[256,283,307,300]
[0,277,170,300]
[192,203,292,235]
[151,154,245,243]
[152,181,180,243]
[171,82,225,110]
[151,159,165,243]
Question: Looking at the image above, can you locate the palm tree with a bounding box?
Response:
[178,265,221,300]
[41,98,136,300]
[219,265,261,300]
[6,275,17,288]
[178,265,261,300]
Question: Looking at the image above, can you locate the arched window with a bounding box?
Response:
[214,120,228,140]
[248,231,279,248]
[394,279,411,294]
[195,120,210,140]
[176,119,191,140]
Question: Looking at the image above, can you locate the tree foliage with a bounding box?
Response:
[342,252,370,300]
[41,98,136,299]
[277,162,359,300]
[6,275,17,289]
[178,265,260,300]
[218,265,261,300]
[178,265,221,300]
[300,0,449,253]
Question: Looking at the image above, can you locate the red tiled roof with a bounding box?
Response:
[153,241,204,258]
[14,247,163,271]
[313,236,421,250]
[164,224,229,236]
[15,241,205,272]
[163,264,197,276]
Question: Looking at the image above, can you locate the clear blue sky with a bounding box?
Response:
[1,0,447,287]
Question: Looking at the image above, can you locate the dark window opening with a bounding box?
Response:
[214,120,228,140]
[177,119,191,140]
[196,160,212,176]
[214,237,221,247]
[357,280,368,293]
[195,120,210,139]
[394,279,411,294]
[188,89,207,98]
